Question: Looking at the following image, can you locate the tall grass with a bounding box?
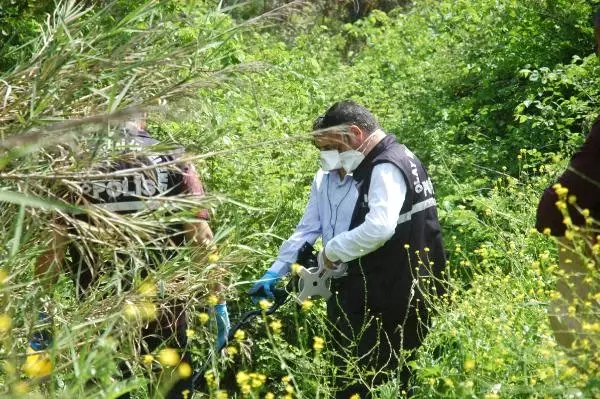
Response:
[0,1,308,397]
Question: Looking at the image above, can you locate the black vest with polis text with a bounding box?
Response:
[330,135,446,319]
[68,130,187,297]
[78,131,186,213]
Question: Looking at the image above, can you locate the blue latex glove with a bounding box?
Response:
[247,270,280,302]
[214,303,230,350]
[29,312,52,351]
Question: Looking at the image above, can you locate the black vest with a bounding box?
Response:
[77,131,186,213]
[67,131,188,297]
[329,135,446,320]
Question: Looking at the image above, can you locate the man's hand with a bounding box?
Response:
[185,220,213,246]
[248,271,280,301]
[318,250,337,270]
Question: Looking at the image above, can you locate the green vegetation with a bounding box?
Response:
[0,0,598,398]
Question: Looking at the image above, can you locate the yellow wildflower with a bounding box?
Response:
[236,371,250,386]
[178,362,192,378]
[216,390,228,399]
[269,319,282,334]
[301,300,313,312]
[208,253,220,263]
[139,302,157,320]
[564,230,574,241]
[186,329,195,338]
[0,314,12,332]
[265,393,275,399]
[349,394,361,399]
[207,295,219,306]
[291,263,302,275]
[464,359,475,371]
[240,384,251,395]
[198,312,210,325]
[124,303,139,319]
[23,349,52,378]
[158,348,180,367]
[205,370,216,386]
[313,336,325,351]
[226,346,238,357]
[142,354,154,365]
[259,299,272,311]
[234,329,245,341]
[138,280,157,297]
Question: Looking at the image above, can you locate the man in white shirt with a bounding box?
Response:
[250,101,446,398]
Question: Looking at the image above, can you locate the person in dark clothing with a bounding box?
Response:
[535,118,600,236]
[535,116,600,349]
[535,10,600,350]
[250,101,446,398]
[31,118,229,399]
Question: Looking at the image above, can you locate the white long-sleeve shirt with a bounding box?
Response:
[268,163,407,276]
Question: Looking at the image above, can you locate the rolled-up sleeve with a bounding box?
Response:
[536,119,600,236]
[325,163,407,263]
[182,162,210,220]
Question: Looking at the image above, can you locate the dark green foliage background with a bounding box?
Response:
[2,0,599,397]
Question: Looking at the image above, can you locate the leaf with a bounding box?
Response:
[0,190,79,212]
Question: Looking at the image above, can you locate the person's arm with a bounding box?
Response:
[179,161,230,348]
[248,173,323,300]
[325,163,406,263]
[536,120,600,236]
[35,222,69,292]
[181,162,213,245]
[178,161,219,296]
[268,173,323,276]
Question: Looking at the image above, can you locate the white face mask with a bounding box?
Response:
[320,150,341,171]
[339,150,365,173]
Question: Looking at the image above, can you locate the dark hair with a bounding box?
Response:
[318,101,380,134]
[312,114,325,131]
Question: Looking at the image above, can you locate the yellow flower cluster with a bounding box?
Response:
[234,329,246,341]
[225,346,238,358]
[301,300,313,312]
[259,299,272,311]
[281,375,294,398]
[269,319,282,334]
[198,312,210,324]
[236,371,266,396]
[204,370,216,387]
[313,336,325,351]
[582,322,600,333]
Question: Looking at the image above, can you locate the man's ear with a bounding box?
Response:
[349,124,365,141]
